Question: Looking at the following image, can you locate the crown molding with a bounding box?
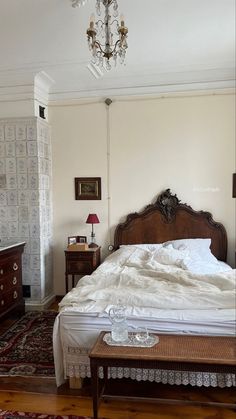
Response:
[34,71,55,105]
[0,64,234,103]
[48,79,235,103]
[0,71,54,104]
[48,64,235,101]
[48,87,235,107]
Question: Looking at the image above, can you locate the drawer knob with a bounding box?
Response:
[0,284,3,291]
[1,300,4,306]
[13,290,18,299]
[0,269,3,275]
[12,277,17,285]
[13,263,18,271]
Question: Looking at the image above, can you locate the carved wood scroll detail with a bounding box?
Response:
[156,188,181,222]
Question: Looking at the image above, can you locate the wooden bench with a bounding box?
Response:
[89,331,236,419]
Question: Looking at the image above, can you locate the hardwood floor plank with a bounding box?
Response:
[0,392,92,416]
[0,389,235,419]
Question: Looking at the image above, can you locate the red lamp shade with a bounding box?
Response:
[86,213,100,224]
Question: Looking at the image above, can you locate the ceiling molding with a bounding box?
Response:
[48,78,235,102]
[48,88,235,108]
[0,71,54,105]
[34,71,55,105]
[0,65,234,103]
[48,65,236,101]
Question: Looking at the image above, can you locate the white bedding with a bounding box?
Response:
[54,245,235,387]
[59,246,235,312]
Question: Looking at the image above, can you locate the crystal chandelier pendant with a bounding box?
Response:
[71,0,88,8]
[105,59,112,71]
[96,0,101,15]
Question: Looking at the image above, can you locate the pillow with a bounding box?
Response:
[163,238,217,263]
[181,259,232,275]
[151,245,190,267]
[104,246,134,265]
[120,244,163,252]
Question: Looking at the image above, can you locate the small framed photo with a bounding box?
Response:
[75,177,101,200]
[77,235,87,243]
[68,236,77,245]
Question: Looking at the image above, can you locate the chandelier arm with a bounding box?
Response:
[93,38,120,56]
[109,19,119,26]
[112,39,122,53]
[94,41,106,55]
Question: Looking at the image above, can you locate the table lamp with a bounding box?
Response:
[86,213,100,248]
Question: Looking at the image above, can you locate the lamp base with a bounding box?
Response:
[89,242,98,248]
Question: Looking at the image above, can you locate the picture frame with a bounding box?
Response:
[68,235,87,245]
[75,177,101,200]
[77,235,87,243]
[68,236,77,245]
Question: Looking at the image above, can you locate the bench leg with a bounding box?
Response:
[90,360,99,419]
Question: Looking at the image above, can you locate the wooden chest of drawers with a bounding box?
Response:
[0,243,25,319]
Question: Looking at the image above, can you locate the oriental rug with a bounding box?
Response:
[0,411,94,419]
[0,311,57,377]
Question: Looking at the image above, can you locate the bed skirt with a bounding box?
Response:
[65,346,235,388]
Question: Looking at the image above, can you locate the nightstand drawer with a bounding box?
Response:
[67,260,94,274]
[66,252,94,261]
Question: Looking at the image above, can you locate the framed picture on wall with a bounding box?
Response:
[75,177,101,200]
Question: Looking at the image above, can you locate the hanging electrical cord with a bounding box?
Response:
[105,98,113,250]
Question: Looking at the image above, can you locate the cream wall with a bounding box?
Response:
[50,93,235,295]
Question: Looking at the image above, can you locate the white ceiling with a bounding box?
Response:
[0,0,235,101]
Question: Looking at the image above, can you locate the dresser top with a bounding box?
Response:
[0,241,26,252]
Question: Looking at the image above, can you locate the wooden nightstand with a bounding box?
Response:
[64,247,101,293]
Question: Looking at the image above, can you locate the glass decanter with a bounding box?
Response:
[109,302,128,342]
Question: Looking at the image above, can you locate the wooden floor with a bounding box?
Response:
[0,300,235,419]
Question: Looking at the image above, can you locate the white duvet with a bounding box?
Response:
[59,246,235,312]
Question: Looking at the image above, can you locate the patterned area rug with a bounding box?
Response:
[0,311,57,377]
[0,411,94,419]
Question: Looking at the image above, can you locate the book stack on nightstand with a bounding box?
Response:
[67,243,89,251]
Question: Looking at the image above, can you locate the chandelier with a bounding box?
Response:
[86,0,128,71]
[71,0,88,7]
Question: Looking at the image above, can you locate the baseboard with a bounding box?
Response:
[25,293,56,311]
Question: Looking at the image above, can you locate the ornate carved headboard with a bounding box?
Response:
[114,189,227,261]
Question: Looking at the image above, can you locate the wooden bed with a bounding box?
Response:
[54,188,234,389]
[114,188,227,261]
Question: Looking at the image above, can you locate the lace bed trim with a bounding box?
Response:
[64,346,235,388]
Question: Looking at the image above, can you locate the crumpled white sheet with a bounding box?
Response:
[59,246,235,311]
